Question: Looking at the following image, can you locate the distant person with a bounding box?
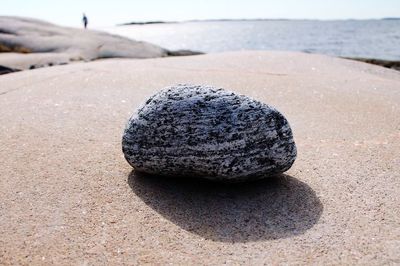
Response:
[82,13,88,29]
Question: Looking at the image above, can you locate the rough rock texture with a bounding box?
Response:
[122,84,297,181]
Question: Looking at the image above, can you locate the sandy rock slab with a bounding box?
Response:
[0,51,399,264]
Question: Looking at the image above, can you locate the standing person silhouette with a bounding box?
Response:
[82,13,88,29]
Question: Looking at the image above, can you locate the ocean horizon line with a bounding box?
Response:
[118,17,400,26]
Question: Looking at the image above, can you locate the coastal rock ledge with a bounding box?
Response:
[122,84,297,182]
[0,16,202,72]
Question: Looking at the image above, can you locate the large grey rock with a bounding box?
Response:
[122,84,297,182]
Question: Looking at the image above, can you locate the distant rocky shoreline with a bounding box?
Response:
[1,16,398,75]
[0,16,201,74]
[119,21,175,26]
[119,17,400,25]
[1,56,398,76]
[344,57,400,71]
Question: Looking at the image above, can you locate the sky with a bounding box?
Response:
[1,0,400,28]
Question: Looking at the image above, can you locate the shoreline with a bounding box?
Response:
[1,54,399,76]
[343,57,400,71]
[118,17,400,25]
[1,16,399,75]
[0,16,202,74]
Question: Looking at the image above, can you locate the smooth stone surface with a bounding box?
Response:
[122,84,297,181]
[1,51,399,264]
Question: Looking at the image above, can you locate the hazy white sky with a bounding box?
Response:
[2,0,400,27]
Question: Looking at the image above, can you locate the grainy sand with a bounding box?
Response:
[0,51,399,265]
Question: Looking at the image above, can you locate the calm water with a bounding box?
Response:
[104,20,400,60]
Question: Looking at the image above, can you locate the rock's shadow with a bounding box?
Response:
[128,171,323,243]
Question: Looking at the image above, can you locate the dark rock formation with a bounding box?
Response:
[122,84,297,182]
[167,50,204,56]
[0,65,19,75]
[344,57,400,71]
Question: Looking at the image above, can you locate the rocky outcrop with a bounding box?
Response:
[0,16,201,72]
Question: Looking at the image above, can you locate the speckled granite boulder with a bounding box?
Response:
[122,84,297,181]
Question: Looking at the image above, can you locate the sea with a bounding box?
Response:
[104,20,400,60]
